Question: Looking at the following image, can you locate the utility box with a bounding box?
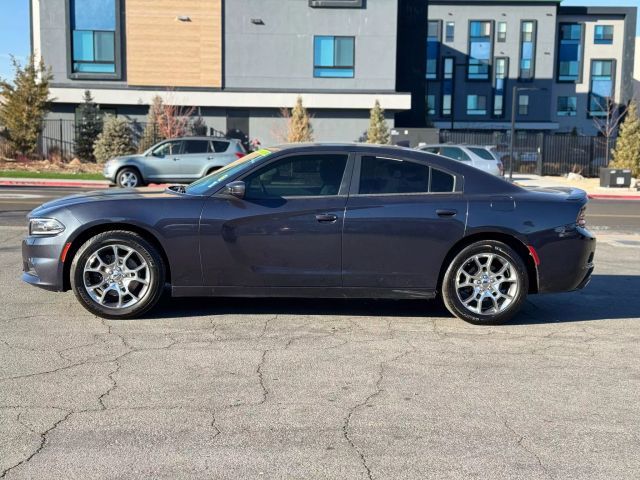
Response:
[599,168,632,188]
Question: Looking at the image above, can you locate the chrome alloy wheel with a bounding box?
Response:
[83,244,151,309]
[119,171,139,188]
[454,253,519,315]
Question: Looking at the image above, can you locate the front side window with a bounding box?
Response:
[314,36,355,78]
[468,21,492,80]
[244,154,348,198]
[466,94,487,115]
[594,25,613,45]
[557,96,577,116]
[518,95,529,115]
[468,147,496,160]
[152,140,182,157]
[70,0,118,75]
[589,60,615,117]
[557,23,583,82]
[519,21,536,80]
[358,156,454,194]
[426,21,441,80]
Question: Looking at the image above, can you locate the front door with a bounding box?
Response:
[199,152,352,287]
[143,140,184,181]
[342,154,467,289]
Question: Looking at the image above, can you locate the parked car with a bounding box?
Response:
[418,144,503,176]
[103,137,247,187]
[23,143,595,325]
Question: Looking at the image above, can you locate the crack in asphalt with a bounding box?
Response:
[342,342,415,480]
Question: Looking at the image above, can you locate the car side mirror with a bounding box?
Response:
[224,181,246,199]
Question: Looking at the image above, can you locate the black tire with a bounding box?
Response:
[116,167,144,188]
[70,231,165,319]
[442,240,528,325]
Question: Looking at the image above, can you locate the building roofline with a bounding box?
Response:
[558,6,637,17]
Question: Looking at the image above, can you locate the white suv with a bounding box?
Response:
[418,144,504,176]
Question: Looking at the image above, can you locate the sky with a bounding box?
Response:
[0,0,638,81]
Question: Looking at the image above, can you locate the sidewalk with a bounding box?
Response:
[512,174,640,200]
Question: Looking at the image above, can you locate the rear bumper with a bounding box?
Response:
[535,226,596,293]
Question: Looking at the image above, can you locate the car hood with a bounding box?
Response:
[30,188,182,217]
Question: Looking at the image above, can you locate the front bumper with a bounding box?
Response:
[21,234,69,292]
[535,226,596,293]
[103,163,117,183]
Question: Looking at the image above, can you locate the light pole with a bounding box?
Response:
[508,86,546,181]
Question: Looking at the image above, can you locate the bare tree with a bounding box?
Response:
[591,96,629,165]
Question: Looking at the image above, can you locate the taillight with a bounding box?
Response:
[577,206,587,228]
[235,152,245,159]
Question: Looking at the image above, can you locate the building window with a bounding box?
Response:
[557,96,577,117]
[442,57,454,116]
[70,0,118,75]
[519,21,536,80]
[594,25,614,45]
[518,95,529,115]
[313,36,355,78]
[589,59,615,117]
[557,23,583,82]
[468,21,492,80]
[467,95,487,115]
[445,22,455,42]
[497,22,507,42]
[426,21,441,80]
[493,57,508,117]
[426,95,436,116]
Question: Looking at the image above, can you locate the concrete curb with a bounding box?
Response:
[588,194,640,201]
[0,178,110,189]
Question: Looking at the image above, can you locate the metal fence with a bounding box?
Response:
[439,130,614,177]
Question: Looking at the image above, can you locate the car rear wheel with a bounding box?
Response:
[442,240,528,325]
[117,168,143,188]
[70,231,165,319]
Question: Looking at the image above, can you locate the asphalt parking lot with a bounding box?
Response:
[1,189,640,479]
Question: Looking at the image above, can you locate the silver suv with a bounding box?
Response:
[103,137,246,187]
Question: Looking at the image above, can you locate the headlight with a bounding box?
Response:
[29,218,65,236]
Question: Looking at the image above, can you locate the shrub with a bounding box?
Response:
[93,116,135,164]
[286,96,313,143]
[610,101,640,177]
[366,100,390,145]
[74,90,103,162]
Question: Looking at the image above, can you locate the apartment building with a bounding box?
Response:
[31,0,410,145]
[417,0,636,135]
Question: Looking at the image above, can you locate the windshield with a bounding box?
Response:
[184,148,277,195]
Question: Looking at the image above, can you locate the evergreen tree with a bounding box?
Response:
[0,56,53,156]
[74,90,102,162]
[138,95,163,153]
[93,116,135,163]
[610,101,640,177]
[366,100,390,145]
[287,96,313,143]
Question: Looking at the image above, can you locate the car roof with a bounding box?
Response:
[165,136,238,142]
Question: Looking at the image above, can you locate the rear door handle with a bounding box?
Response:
[207,156,215,160]
[315,213,338,223]
[172,157,180,161]
[436,209,457,218]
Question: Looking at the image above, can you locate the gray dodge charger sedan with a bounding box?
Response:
[103,136,246,187]
[23,143,596,325]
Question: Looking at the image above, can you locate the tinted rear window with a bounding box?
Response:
[183,140,211,154]
[213,141,229,153]
[431,168,455,192]
[359,156,430,195]
[468,147,496,161]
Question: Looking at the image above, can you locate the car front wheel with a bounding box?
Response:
[117,168,143,188]
[70,231,165,319]
[442,240,528,325]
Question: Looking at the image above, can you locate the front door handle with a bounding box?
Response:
[315,213,338,223]
[436,209,457,218]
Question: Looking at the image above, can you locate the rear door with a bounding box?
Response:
[342,153,467,289]
[179,139,213,180]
